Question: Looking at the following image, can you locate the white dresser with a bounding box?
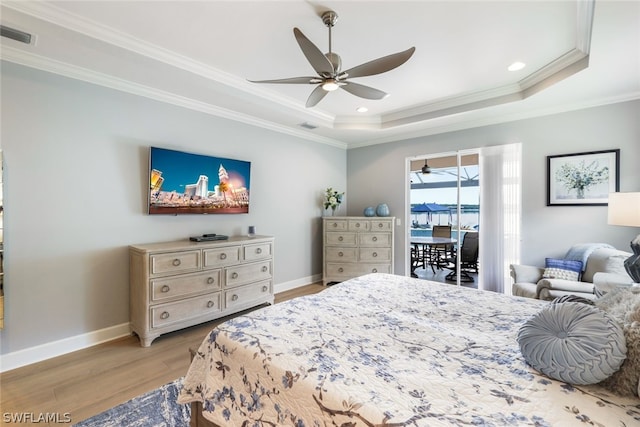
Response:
[129,235,274,347]
[323,217,395,286]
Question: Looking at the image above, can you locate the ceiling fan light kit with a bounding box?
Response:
[249,10,415,108]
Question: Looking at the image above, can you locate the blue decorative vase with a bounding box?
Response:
[376,203,390,217]
[363,207,375,217]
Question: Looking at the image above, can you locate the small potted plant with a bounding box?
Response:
[324,187,344,216]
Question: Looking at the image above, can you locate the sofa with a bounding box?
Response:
[511,247,633,300]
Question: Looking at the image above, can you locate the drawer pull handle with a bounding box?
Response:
[256,248,262,254]
[232,294,239,301]
[338,267,344,273]
[161,285,170,293]
[172,259,181,266]
[338,236,344,241]
[372,236,378,242]
[220,253,227,260]
[332,222,338,227]
[207,277,215,284]
[373,252,378,257]
[160,311,170,320]
[372,268,378,273]
[338,251,343,257]
[378,223,383,228]
[356,223,360,228]
[207,300,215,308]
[261,266,268,272]
[262,285,268,292]
[231,272,238,279]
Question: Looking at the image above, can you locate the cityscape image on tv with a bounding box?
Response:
[149,147,250,215]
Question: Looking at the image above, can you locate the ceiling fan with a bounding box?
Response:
[248,10,415,108]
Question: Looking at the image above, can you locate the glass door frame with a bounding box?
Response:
[404,149,479,286]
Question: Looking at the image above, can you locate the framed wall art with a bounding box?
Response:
[547,149,620,206]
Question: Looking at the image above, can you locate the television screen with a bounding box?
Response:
[148,146,251,215]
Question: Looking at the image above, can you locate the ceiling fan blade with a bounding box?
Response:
[248,77,320,84]
[306,85,329,108]
[340,82,388,100]
[342,47,416,79]
[293,28,334,76]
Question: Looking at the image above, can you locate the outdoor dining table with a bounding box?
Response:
[410,236,457,276]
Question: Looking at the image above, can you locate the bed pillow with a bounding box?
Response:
[595,287,640,396]
[517,302,626,385]
[542,258,583,281]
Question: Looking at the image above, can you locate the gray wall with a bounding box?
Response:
[2,59,638,362]
[347,100,640,274]
[0,62,346,355]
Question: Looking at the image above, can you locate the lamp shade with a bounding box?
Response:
[608,192,640,227]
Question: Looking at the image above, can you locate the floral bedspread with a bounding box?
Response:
[178,273,640,426]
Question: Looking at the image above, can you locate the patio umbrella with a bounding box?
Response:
[411,202,450,224]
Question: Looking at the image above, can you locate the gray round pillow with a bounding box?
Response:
[517,302,626,385]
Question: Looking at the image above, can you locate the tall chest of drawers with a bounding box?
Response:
[323,217,395,286]
[130,235,274,347]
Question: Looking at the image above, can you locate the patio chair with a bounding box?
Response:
[444,232,479,282]
[429,225,453,270]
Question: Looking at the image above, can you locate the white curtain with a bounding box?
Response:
[478,143,522,294]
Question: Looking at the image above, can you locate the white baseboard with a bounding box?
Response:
[0,323,131,373]
[0,276,322,373]
[274,274,322,294]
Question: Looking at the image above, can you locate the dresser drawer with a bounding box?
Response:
[150,250,200,275]
[151,293,221,328]
[203,245,241,268]
[359,248,391,262]
[348,219,370,232]
[370,219,393,231]
[325,247,357,262]
[226,260,272,288]
[244,242,272,261]
[325,232,357,246]
[224,280,272,310]
[359,233,392,247]
[324,219,348,231]
[150,270,221,303]
[326,262,391,277]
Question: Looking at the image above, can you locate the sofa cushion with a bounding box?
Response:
[517,302,626,385]
[582,248,631,283]
[543,258,583,281]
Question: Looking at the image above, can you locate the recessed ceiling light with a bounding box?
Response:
[508,62,526,72]
[356,107,368,113]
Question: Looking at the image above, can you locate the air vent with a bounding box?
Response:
[1,25,32,44]
[299,122,318,130]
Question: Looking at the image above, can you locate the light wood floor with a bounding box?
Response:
[0,283,325,426]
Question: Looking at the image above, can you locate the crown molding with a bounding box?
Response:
[0,45,347,149]
[1,1,336,125]
[3,0,623,151]
[346,92,640,149]
[3,0,597,135]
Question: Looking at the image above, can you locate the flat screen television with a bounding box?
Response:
[148,146,251,215]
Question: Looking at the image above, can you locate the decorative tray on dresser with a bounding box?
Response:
[323,216,395,286]
[129,235,274,347]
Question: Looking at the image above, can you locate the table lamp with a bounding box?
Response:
[608,192,640,283]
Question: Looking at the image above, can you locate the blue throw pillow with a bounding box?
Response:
[517,302,626,385]
[543,258,583,281]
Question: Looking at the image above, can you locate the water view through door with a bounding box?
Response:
[409,153,480,286]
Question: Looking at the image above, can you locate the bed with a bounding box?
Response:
[177,273,640,426]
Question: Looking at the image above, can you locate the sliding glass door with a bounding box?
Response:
[407,144,521,293]
[407,151,479,286]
